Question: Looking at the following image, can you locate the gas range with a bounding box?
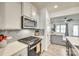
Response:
[18,36,41,56]
[18,36,41,46]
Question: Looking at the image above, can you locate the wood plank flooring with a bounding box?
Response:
[41,44,67,56]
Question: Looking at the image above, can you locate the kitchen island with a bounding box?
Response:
[50,32,65,45]
[66,37,79,56]
[51,32,64,36]
[0,41,28,56]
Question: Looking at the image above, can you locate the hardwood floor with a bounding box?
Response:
[41,44,67,56]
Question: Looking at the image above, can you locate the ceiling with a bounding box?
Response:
[51,14,79,22]
[32,2,79,13]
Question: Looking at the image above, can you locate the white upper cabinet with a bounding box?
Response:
[0,2,21,30]
[31,5,37,20]
[22,2,40,29]
[22,2,32,18]
[22,2,38,21]
[36,14,40,29]
[0,2,40,30]
[5,3,21,29]
[38,9,46,29]
[0,3,5,29]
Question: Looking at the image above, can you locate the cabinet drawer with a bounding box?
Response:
[13,48,28,56]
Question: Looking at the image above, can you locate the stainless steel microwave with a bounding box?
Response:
[21,16,37,29]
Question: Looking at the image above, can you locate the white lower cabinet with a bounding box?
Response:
[13,48,28,56]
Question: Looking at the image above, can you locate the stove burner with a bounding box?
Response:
[18,36,41,46]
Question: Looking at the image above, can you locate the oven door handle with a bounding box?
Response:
[29,45,36,50]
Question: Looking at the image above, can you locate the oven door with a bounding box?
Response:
[28,42,41,56]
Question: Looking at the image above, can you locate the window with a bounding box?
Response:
[55,24,66,33]
[73,25,78,36]
[61,25,66,33]
[56,25,60,32]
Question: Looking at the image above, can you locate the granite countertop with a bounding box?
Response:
[0,41,28,56]
[66,37,79,55]
[66,37,79,46]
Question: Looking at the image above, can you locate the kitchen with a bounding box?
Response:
[0,2,79,56]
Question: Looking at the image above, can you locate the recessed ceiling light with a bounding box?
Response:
[54,5,58,8]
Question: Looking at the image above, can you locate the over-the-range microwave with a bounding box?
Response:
[21,16,37,29]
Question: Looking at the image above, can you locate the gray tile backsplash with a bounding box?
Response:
[0,29,34,43]
[0,29,45,43]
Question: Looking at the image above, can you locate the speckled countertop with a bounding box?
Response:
[67,37,79,46]
[0,41,28,56]
[66,37,79,56]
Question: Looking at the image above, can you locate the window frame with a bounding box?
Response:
[55,24,66,33]
[55,24,60,32]
[73,24,79,37]
[60,24,66,33]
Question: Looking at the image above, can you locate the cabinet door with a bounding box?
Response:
[13,48,28,56]
[0,3,5,29]
[31,5,37,20]
[39,9,46,29]
[22,2,32,17]
[50,35,65,45]
[4,2,21,29]
[36,14,40,29]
